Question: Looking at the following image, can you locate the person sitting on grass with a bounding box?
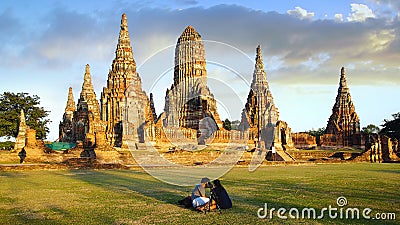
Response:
[18,147,26,164]
[212,179,232,209]
[191,177,216,211]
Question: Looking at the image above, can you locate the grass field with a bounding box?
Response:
[0,163,399,224]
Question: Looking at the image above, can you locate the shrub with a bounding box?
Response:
[0,141,15,150]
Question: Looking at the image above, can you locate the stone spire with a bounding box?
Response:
[338,67,348,94]
[69,64,104,143]
[114,13,136,68]
[325,67,360,145]
[253,45,267,83]
[241,45,279,130]
[14,109,27,151]
[59,87,76,142]
[19,109,26,126]
[150,93,157,121]
[101,13,145,146]
[65,87,76,114]
[163,26,223,132]
[78,64,100,118]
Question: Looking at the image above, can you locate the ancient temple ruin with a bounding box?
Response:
[59,65,105,146]
[121,67,155,146]
[55,14,371,157]
[14,109,28,151]
[240,45,279,127]
[74,64,105,145]
[162,26,223,141]
[101,13,140,147]
[323,67,361,147]
[239,46,279,149]
[59,87,75,142]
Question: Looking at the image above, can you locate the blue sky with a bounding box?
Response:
[0,0,399,141]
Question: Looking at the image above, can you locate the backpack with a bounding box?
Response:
[178,196,193,208]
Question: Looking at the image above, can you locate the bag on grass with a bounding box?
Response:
[178,196,192,208]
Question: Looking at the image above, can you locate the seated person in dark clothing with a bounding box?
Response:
[18,147,26,164]
[212,179,232,209]
[191,177,217,211]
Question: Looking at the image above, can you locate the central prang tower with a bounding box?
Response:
[101,13,141,146]
[163,26,223,132]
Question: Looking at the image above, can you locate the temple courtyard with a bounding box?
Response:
[0,163,398,224]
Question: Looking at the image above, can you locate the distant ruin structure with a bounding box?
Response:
[239,46,294,150]
[59,87,75,142]
[59,65,106,146]
[323,67,361,147]
[14,109,28,152]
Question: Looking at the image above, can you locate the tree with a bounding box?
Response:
[307,127,326,137]
[230,120,241,130]
[380,112,400,140]
[361,124,380,134]
[0,92,51,139]
[223,118,232,131]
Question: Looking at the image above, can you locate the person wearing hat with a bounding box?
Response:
[191,177,213,211]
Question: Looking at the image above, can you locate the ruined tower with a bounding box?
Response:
[239,46,295,150]
[101,13,139,146]
[122,79,155,146]
[240,45,279,130]
[59,87,76,142]
[325,67,360,146]
[163,26,223,133]
[74,64,104,145]
[14,109,27,151]
[149,93,157,121]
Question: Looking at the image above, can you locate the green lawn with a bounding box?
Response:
[0,163,399,224]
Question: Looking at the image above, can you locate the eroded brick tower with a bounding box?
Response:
[239,45,280,149]
[59,87,76,142]
[101,13,139,146]
[163,26,223,132]
[74,64,104,145]
[325,67,361,146]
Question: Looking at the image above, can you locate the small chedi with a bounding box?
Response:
[74,64,105,146]
[59,65,105,146]
[14,109,28,151]
[14,109,41,157]
[321,67,362,147]
[59,87,75,142]
[239,46,294,151]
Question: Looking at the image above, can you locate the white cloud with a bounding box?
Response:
[287,6,314,20]
[301,53,331,71]
[368,29,396,52]
[347,3,376,22]
[334,13,344,22]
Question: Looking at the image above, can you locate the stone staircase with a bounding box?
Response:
[276,150,295,161]
[134,143,148,150]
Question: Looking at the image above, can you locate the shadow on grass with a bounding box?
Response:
[68,170,189,205]
[64,169,399,225]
